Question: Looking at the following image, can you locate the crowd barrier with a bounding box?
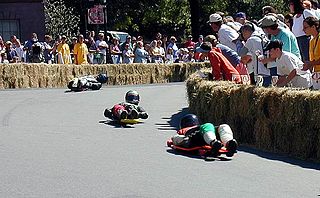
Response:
[186,72,320,162]
[0,62,209,89]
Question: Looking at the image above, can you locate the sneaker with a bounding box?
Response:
[139,112,148,119]
[129,109,139,119]
[210,140,223,157]
[226,139,238,157]
[104,108,113,119]
[120,110,128,119]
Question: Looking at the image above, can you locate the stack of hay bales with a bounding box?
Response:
[186,72,320,162]
[0,62,210,89]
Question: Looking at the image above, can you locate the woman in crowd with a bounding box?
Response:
[302,16,320,89]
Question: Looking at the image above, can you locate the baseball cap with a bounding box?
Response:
[258,15,278,28]
[204,35,217,43]
[208,13,222,23]
[235,12,246,19]
[263,40,283,51]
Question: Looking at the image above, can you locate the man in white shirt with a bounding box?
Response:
[208,13,240,52]
[95,33,108,64]
[264,40,312,88]
[239,23,271,86]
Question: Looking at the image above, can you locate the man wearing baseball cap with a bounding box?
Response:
[259,14,301,78]
[208,13,239,52]
[264,40,312,88]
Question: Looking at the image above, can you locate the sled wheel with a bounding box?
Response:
[167,140,173,147]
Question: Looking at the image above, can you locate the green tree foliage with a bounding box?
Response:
[44,0,80,38]
[59,0,289,40]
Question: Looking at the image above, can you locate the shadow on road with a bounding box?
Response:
[166,148,232,162]
[239,145,320,170]
[99,120,136,128]
[156,107,190,131]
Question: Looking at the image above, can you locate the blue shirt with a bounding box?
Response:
[216,43,241,67]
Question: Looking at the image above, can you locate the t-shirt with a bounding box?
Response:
[309,33,320,72]
[276,51,312,88]
[292,10,316,37]
[271,27,301,59]
[74,43,88,64]
[57,43,71,64]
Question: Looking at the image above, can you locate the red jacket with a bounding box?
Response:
[208,47,241,83]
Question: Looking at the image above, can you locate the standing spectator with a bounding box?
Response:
[122,43,135,64]
[150,40,162,63]
[184,35,195,50]
[11,35,24,62]
[302,16,320,89]
[43,35,54,64]
[120,35,133,52]
[208,13,240,52]
[165,47,174,64]
[262,6,277,16]
[289,0,317,62]
[73,34,88,65]
[56,35,71,64]
[134,41,149,63]
[259,15,301,58]
[0,36,4,63]
[109,37,122,64]
[235,12,247,25]
[194,35,204,51]
[95,32,108,64]
[132,36,137,49]
[157,40,165,63]
[167,36,179,62]
[264,40,312,88]
[309,0,320,18]
[239,23,271,86]
[4,41,18,63]
[87,36,98,64]
[23,33,39,63]
[284,13,294,30]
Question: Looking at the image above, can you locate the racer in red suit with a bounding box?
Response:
[104,90,148,120]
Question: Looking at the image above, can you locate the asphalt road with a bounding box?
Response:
[0,82,319,198]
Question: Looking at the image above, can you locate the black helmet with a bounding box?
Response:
[96,73,108,84]
[180,114,200,129]
[125,90,140,105]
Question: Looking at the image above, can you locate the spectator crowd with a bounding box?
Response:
[0,0,320,89]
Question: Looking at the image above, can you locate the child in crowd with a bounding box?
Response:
[170,114,238,157]
[104,90,148,120]
[67,73,108,92]
[165,47,174,64]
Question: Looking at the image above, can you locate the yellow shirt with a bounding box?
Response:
[74,43,88,65]
[309,33,320,72]
[57,43,71,64]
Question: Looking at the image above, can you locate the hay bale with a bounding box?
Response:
[186,72,320,162]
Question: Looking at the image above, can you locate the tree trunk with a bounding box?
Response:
[188,0,200,41]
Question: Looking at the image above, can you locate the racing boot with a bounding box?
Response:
[104,108,113,119]
[226,139,238,157]
[139,112,148,119]
[119,110,128,120]
[210,140,223,157]
[129,109,139,119]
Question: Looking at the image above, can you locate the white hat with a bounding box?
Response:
[208,13,222,23]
